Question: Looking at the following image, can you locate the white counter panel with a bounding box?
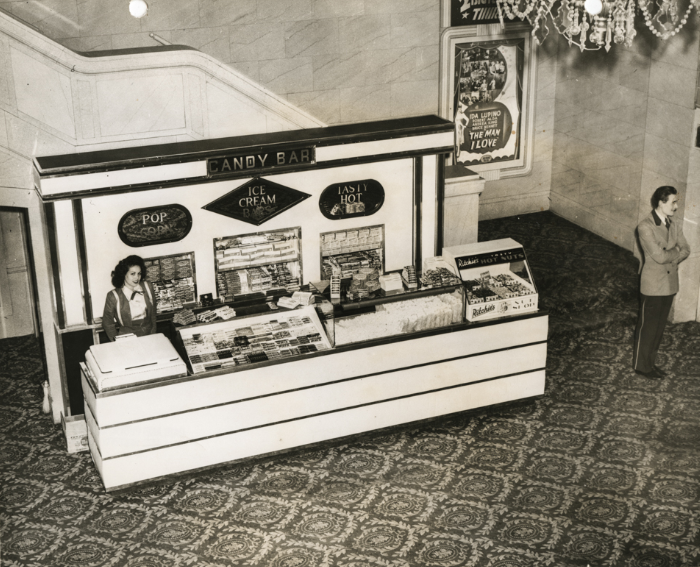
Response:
[89,370,544,491]
[87,342,546,458]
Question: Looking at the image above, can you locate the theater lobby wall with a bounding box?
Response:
[0,0,699,323]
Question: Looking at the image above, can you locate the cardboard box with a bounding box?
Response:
[444,238,539,322]
[62,413,88,453]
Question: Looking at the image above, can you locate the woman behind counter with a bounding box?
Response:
[102,255,157,341]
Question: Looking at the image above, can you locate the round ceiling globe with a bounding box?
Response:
[583,0,603,15]
[129,0,148,18]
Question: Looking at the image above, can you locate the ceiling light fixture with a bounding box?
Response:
[497,0,697,51]
[129,0,148,18]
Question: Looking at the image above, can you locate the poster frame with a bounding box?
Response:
[438,23,537,178]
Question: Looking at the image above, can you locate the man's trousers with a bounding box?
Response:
[633,293,674,373]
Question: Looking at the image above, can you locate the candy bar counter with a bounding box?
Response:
[33,115,549,491]
[81,294,547,492]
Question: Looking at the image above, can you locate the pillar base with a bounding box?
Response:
[443,169,484,249]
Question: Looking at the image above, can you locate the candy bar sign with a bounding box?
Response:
[207,147,315,177]
[319,179,385,220]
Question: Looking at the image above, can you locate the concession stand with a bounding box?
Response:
[33,115,548,491]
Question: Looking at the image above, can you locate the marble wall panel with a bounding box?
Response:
[140,0,200,32]
[5,113,75,157]
[414,45,439,81]
[285,19,338,58]
[532,126,554,164]
[259,57,313,94]
[686,145,700,218]
[0,148,32,190]
[553,131,632,178]
[673,254,700,322]
[643,132,691,183]
[556,43,621,83]
[555,77,648,128]
[76,0,140,37]
[229,22,285,63]
[11,48,75,138]
[75,79,94,140]
[650,32,700,71]
[483,159,552,202]
[258,0,314,23]
[185,72,206,136]
[0,110,7,148]
[339,84,391,123]
[479,191,550,221]
[205,81,269,137]
[338,15,391,53]
[233,61,260,82]
[314,0,364,18]
[364,48,422,85]
[390,12,439,48]
[606,195,640,228]
[683,182,700,250]
[648,60,697,108]
[200,0,256,27]
[390,80,438,117]
[8,0,79,39]
[589,208,636,249]
[170,27,230,63]
[618,49,651,93]
[313,52,366,91]
[60,35,112,52]
[537,50,557,95]
[287,89,340,125]
[645,97,695,148]
[555,108,645,166]
[96,74,186,137]
[0,36,12,108]
[111,32,172,50]
[365,0,437,14]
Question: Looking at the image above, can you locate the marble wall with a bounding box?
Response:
[0,6,324,196]
[551,31,700,251]
[551,30,700,321]
[0,0,441,125]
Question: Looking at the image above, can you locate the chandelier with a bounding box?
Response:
[497,0,697,51]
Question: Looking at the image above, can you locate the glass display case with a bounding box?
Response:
[311,260,466,347]
[214,227,301,301]
[444,238,538,321]
[177,305,331,374]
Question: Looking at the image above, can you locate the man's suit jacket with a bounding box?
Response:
[637,210,690,296]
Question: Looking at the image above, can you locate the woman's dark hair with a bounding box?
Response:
[651,186,677,209]
[111,255,147,288]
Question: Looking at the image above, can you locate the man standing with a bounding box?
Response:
[633,186,691,378]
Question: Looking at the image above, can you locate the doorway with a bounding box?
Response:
[0,206,39,338]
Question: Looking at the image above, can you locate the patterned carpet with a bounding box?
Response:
[2,211,699,567]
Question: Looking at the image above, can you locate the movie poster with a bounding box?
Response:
[453,39,524,168]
